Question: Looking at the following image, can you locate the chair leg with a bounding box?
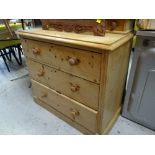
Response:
[11,47,22,65]
[19,45,23,55]
[0,44,23,72]
[17,46,22,65]
[3,48,12,61]
[29,81,32,88]
[0,51,10,72]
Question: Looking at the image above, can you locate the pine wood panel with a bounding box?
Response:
[19,29,127,45]
[32,80,98,133]
[34,97,94,134]
[41,19,106,36]
[106,19,134,32]
[17,29,133,51]
[23,39,101,83]
[27,59,99,110]
[18,29,133,134]
[100,41,132,132]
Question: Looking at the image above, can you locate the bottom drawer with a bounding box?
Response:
[32,80,97,133]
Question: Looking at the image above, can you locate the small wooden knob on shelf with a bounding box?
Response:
[68,57,80,65]
[32,48,41,55]
[37,70,45,77]
[110,21,118,30]
[70,109,80,120]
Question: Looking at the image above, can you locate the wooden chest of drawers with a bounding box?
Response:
[17,29,133,134]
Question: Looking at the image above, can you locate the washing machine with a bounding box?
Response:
[122,31,155,131]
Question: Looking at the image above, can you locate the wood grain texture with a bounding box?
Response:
[18,29,133,134]
[97,51,108,133]
[27,59,99,110]
[32,80,97,133]
[17,29,133,51]
[34,97,94,134]
[41,19,106,36]
[23,39,101,83]
[106,19,134,32]
[101,41,132,132]
[102,106,121,134]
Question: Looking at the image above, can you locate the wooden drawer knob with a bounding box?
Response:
[68,57,80,65]
[41,92,48,98]
[70,109,80,120]
[69,82,80,92]
[70,85,80,92]
[32,48,41,55]
[37,70,45,77]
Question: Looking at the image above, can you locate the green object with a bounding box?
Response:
[0,23,22,49]
[132,35,137,49]
[0,23,22,31]
[0,40,21,49]
[132,20,139,49]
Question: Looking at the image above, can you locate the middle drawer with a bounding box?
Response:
[27,59,99,110]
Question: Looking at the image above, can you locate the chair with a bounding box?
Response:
[0,19,23,72]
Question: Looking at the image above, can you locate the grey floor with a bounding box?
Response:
[0,56,155,135]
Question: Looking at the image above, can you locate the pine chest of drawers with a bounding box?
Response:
[17,29,133,134]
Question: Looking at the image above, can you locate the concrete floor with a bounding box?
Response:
[0,56,155,135]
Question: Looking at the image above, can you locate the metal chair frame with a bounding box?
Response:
[0,20,23,72]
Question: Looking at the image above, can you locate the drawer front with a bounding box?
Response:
[32,80,97,132]
[27,59,99,110]
[22,39,101,83]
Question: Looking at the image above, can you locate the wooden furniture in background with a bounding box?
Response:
[17,29,133,134]
[41,19,134,35]
[106,19,134,33]
[136,19,155,30]
[41,19,106,36]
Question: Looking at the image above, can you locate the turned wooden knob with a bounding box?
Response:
[110,21,118,30]
[41,92,48,98]
[68,57,79,65]
[70,85,80,92]
[37,70,45,77]
[70,109,80,120]
[32,48,41,55]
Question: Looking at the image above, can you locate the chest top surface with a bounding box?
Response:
[17,28,133,51]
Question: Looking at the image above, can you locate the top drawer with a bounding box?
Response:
[22,39,101,83]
